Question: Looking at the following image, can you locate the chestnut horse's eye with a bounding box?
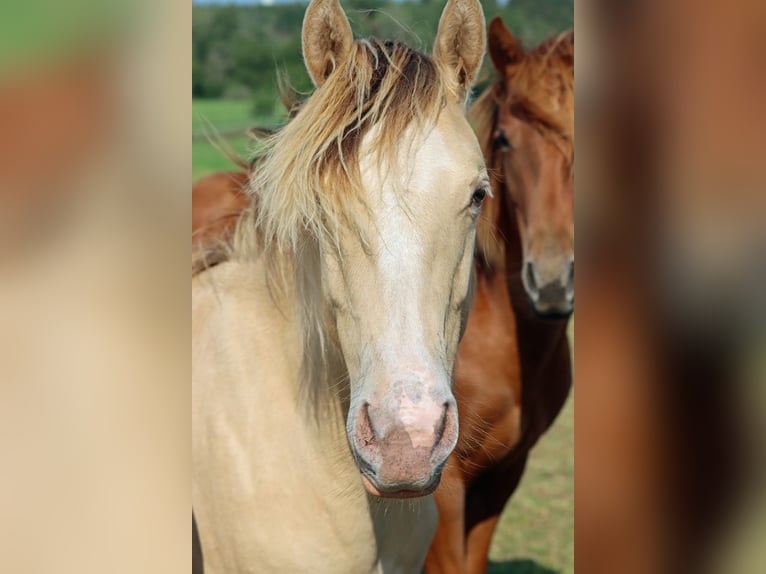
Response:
[471,187,487,207]
[495,130,511,149]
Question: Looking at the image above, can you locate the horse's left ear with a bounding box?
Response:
[433,0,486,101]
[487,16,523,74]
[302,0,354,88]
[557,29,574,69]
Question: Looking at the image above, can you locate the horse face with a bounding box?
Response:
[495,109,575,317]
[322,104,487,498]
[488,17,575,317]
[302,0,487,498]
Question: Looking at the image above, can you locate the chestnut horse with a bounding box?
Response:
[193,1,488,572]
[192,171,250,247]
[424,19,574,573]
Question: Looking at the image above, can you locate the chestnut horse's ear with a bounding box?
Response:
[488,16,524,73]
[556,29,574,68]
[433,0,486,101]
[302,0,354,88]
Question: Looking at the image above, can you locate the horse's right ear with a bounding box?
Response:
[488,16,524,74]
[302,0,354,88]
[433,0,486,101]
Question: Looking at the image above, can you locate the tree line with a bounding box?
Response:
[193,0,573,116]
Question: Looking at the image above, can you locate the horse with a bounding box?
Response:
[424,18,574,573]
[192,1,488,572]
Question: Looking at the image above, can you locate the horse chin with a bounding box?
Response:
[529,299,574,320]
[360,473,438,499]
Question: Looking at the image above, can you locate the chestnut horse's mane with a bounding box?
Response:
[471,29,574,266]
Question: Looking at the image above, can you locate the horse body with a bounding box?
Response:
[192,1,488,571]
[426,19,574,573]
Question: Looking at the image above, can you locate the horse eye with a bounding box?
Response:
[495,130,511,149]
[471,187,487,207]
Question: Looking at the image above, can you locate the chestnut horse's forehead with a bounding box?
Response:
[495,41,574,163]
[497,98,573,169]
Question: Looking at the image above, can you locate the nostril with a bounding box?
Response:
[432,403,449,453]
[568,260,574,285]
[358,403,376,448]
[431,401,458,464]
[525,261,539,295]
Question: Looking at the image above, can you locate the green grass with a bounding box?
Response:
[192,136,251,181]
[192,99,280,180]
[191,98,574,573]
[489,393,573,574]
[193,99,258,134]
[488,321,574,573]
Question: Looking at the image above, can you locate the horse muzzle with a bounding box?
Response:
[348,384,458,498]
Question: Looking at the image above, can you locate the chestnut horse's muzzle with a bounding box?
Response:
[523,257,574,317]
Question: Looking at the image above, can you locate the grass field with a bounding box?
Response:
[489,393,573,574]
[192,99,574,574]
[192,99,281,180]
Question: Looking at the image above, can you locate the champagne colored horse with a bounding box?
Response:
[192,1,488,572]
[425,19,574,573]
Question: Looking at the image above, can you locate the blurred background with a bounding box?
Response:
[0,1,189,572]
[575,1,766,573]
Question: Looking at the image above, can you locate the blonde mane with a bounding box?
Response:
[233,38,446,261]
[226,38,450,409]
